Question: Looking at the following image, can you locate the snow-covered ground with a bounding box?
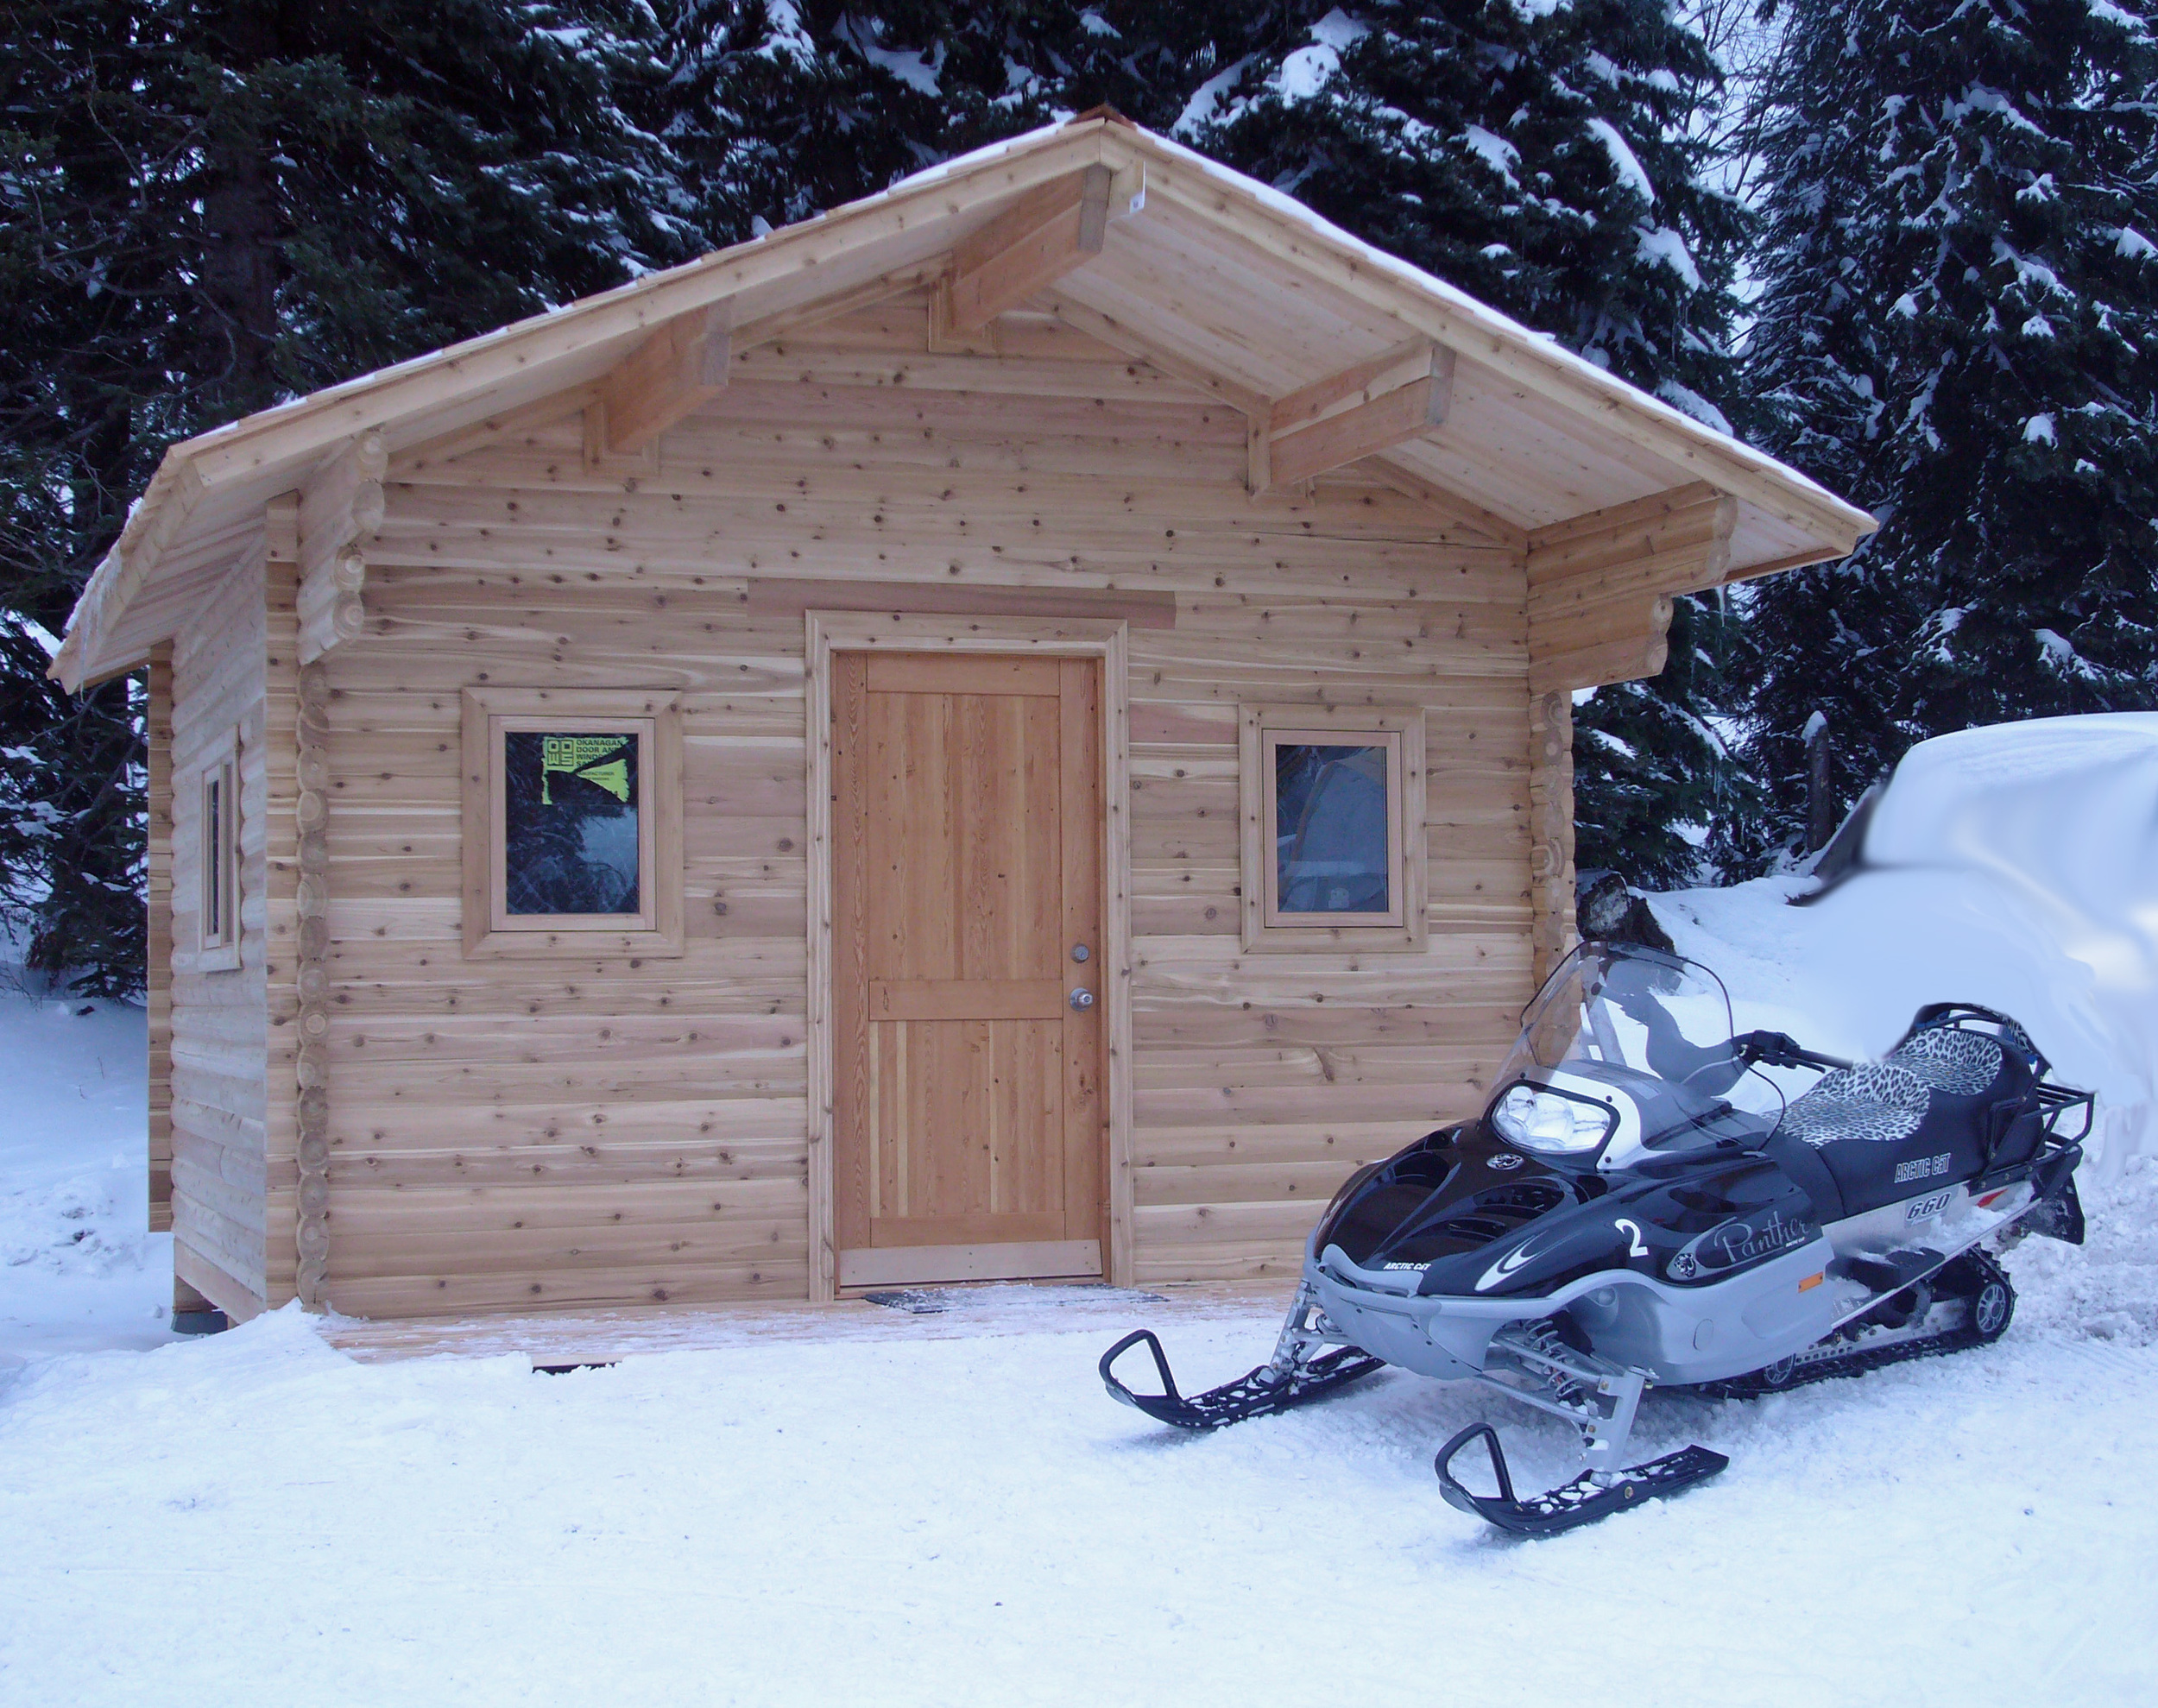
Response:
[4,877,2157,1703]
[0,986,167,1363]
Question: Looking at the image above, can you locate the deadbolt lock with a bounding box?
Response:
[1071,943,1090,962]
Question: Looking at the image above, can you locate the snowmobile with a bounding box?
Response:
[1101,941,2092,1536]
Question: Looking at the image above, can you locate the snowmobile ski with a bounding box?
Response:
[1098,1328,1383,1429]
[1435,1423,1728,1538]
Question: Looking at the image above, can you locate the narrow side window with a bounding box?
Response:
[195,736,242,972]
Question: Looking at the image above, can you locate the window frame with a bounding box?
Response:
[194,728,242,974]
[461,687,684,960]
[1239,702,1428,953]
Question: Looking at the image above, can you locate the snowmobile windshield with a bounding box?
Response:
[1491,943,1750,1150]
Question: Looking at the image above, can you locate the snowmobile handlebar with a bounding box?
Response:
[1731,1030,1852,1074]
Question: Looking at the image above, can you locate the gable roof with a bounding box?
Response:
[53,111,1871,690]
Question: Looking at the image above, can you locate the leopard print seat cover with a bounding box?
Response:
[1888,1026,2006,1096]
[1780,1026,2007,1150]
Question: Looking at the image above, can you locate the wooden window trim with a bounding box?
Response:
[460,687,684,960]
[194,726,242,974]
[1239,702,1428,953]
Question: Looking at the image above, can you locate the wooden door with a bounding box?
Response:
[832,652,1105,1289]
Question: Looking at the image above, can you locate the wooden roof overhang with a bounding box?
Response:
[53,111,1873,692]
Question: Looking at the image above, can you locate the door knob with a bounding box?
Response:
[1070,987,1095,1011]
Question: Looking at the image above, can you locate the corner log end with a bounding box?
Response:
[294,434,384,664]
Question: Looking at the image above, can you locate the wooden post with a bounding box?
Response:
[1805,710,1833,854]
[145,644,173,1234]
[293,660,332,1307]
[1528,689,1577,989]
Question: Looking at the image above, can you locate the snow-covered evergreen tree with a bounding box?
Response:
[1738,0,2158,856]
[0,0,706,993]
[659,2,1227,242]
[1165,2,1757,885]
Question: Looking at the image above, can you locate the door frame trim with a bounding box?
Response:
[804,611,1133,1302]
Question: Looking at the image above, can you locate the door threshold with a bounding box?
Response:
[836,1238,1102,1289]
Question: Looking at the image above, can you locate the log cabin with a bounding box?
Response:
[54,112,1874,1324]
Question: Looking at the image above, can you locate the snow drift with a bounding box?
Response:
[1805,713,2158,1173]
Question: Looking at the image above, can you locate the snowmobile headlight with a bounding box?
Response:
[1491,1082,1618,1157]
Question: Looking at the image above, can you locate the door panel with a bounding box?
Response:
[833,651,1104,1281]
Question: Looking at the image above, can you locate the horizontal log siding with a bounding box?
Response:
[168,551,269,1318]
[331,304,1531,1314]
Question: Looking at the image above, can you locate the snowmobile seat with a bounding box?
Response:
[1776,1024,2034,1219]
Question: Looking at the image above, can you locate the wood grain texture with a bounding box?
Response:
[269,312,1546,1313]
[600,304,732,458]
[946,165,1114,333]
[147,645,174,1232]
[829,652,1104,1279]
[167,535,271,1320]
[264,520,310,1306]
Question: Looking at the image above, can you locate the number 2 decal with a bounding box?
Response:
[1615,1218,1650,1257]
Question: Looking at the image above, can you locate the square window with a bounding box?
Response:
[1274,741,1396,917]
[502,730,643,917]
[1240,705,1426,951]
[462,689,683,958]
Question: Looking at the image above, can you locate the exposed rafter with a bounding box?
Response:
[941,165,1115,337]
[1252,342,1454,495]
[591,303,731,462]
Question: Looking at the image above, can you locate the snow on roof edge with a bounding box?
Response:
[60,112,1869,675]
[1126,126,1864,524]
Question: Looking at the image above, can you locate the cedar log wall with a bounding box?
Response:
[318,301,1536,1315]
[168,541,271,1317]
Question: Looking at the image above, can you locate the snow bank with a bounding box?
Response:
[1808,715,2158,1172]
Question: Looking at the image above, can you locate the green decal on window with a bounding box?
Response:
[504,731,640,916]
[540,734,633,805]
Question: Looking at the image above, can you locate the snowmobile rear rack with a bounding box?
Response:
[1434,1423,1728,1538]
[1099,1329,1383,1430]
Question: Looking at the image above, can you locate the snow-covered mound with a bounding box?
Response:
[1807,713,2158,1172]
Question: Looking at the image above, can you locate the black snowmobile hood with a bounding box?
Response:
[1316,1113,1824,1301]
